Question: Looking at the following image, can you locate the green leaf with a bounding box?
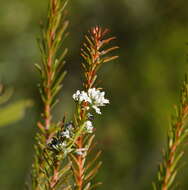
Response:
[167,170,177,189]
[0,100,33,127]
[152,182,157,190]
[171,151,184,173]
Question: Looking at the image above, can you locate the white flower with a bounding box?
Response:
[87,113,94,120]
[84,120,94,133]
[88,88,110,106]
[88,88,109,114]
[59,142,67,148]
[92,105,101,114]
[73,90,91,103]
[61,130,70,138]
[72,90,80,101]
[88,88,99,99]
[73,88,109,114]
[65,122,74,131]
[80,91,91,103]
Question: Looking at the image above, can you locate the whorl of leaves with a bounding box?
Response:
[153,75,188,190]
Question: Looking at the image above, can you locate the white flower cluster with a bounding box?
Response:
[73,88,109,114]
[72,90,91,103]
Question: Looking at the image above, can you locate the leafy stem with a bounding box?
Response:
[31,0,70,189]
[70,26,118,190]
[153,75,188,190]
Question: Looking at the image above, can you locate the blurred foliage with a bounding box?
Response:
[0,85,32,128]
[0,0,188,190]
[0,99,32,128]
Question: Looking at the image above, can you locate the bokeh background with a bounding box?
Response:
[0,0,188,189]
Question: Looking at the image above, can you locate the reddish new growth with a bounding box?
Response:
[81,26,119,90]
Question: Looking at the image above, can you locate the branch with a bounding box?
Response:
[31,0,70,189]
[153,75,188,190]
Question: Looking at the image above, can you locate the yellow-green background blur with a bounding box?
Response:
[1,0,188,189]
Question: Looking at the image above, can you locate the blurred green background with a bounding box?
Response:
[0,0,188,189]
